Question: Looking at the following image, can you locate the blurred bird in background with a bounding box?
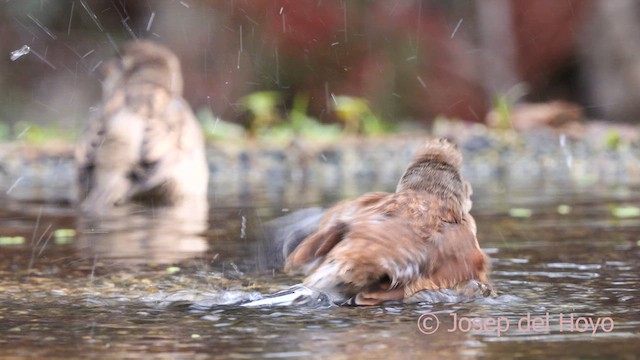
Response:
[75,40,208,215]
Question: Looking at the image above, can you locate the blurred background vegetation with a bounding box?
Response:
[0,0,637,143]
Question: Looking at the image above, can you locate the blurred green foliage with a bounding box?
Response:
[492,95,512,130]
[610,205,640,218]
[197,108,247,142]
[10,121,78,144]
[0,236,26,246]
[4,91,396,146]
[241,91,283,136]
[508,208,533,218]
[54,228,76,245]
[0,122,10,141]
[604,129,622,151]
[264,94,343,144]
[333,96,396,136]
[235,91,393,144]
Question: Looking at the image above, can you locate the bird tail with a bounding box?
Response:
[256,207,326,270]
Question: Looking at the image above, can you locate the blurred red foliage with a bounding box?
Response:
[0,0,593,130]
[224,0,590,123]
[512,0,592,86]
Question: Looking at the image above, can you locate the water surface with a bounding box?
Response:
[1,184,639,359]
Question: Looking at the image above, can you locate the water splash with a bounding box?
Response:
[81,49,95,58]
[67,2,75,35]
[27,13,57,39]
[416,75,427,88]
[559,134,573,168]
[121,18,137,39]
[146,12,156,32]
[89,60,103,74]
[240,284,333,308]
[16,125,31,138]
[240,215,247,239]
[280,7,286,33]
[342,0,348,42]
[79,0,104,32]
[237,25,243,69]
[275,47,280,85]
[10,45,30,61]
[451,18,464,39]
[27,208,45,275]
[5,176,24,195]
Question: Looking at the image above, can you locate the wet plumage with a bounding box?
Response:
[285,138,492,305]
[75,41,208,214]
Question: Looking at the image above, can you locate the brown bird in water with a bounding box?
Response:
[284,138,492,305]
[75,41,208,214]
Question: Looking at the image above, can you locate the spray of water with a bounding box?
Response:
[10,45,31,61]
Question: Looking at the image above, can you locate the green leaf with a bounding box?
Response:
[604,129,621,151]
[241,91,281,117]
[493,95,511,129]
[509,208,532,218]
[166,266,181,274]
[556,205,572,215]
[612,206,640,218]
[333,95,394,135]
[0,236,26,246]
[54,228,76,245]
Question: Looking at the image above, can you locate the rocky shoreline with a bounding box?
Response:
[1,121,639,206]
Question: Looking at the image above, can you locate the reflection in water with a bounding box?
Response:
[75,203,209,265]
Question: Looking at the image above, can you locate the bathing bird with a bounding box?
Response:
[283,138,492,305]
[75,40,208,214]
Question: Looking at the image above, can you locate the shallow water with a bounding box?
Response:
[1,184,639,359]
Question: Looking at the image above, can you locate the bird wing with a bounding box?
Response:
[310,191,450,287]
[75,106,104,200]
[75,95,147,211]
[284,191,390,274]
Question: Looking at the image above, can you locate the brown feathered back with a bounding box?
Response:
[396,138,469,218]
